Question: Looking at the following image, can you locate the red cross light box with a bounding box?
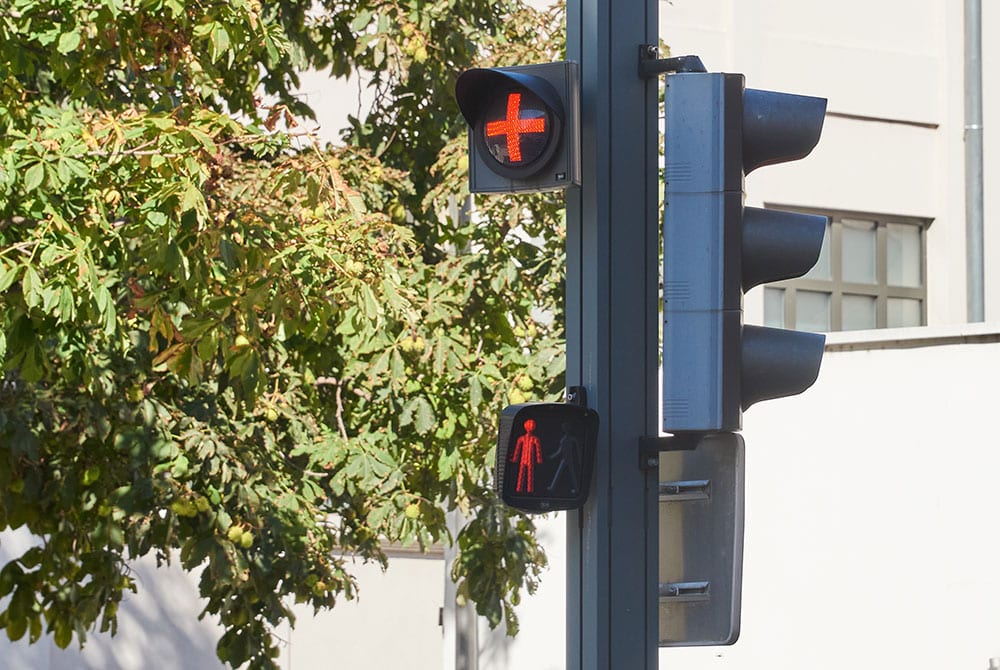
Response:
[495,403,598,512]
[455,62,580,193]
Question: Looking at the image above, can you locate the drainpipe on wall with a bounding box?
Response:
[965,0,985,322]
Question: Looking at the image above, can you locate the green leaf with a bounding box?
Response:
[349,9,373,32]
[5,615,26,642]
[211,25,231,59]
[53,620,72,648]
[401,397,436,435]
[180,181,204,213]
[21,265,41,308]
[359,284,380,320]
[58,285,76,322]
[469,375,483,407]
[57,30,81,54]
[23,162,45,192]
[276,492,300,513]
[0,264,20,293]
[28,615,41,644]
[438,449,460,481]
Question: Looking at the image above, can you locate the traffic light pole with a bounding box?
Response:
[565,0,660,666]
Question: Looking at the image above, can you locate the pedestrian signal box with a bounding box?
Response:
[455,61,581,193]
[496,403,598,512]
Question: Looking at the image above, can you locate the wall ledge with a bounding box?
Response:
[824,322,1000,351]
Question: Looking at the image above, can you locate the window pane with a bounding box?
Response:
[764,287,785,328]
[842,294,876,331]
[803,220,832,280]
[887,223,922,287]
[888,297,922,328]
[841,219,877,284]
[795,290,831,332]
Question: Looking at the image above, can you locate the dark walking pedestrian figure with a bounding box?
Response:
[548,422,581,494]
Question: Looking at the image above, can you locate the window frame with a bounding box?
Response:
[763,205,932,332]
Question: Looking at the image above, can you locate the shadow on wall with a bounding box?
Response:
[0,528,230,670]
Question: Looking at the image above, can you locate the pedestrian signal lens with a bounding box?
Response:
[496,403,599,512]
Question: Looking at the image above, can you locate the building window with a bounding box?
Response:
[762,208,930,332]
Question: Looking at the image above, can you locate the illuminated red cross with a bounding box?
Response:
[485,93,546,163]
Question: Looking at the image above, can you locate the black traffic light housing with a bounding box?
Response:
[455,62,580,193]
[662,72,828,433]
[496,402,598,512]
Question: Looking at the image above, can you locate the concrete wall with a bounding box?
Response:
[280,551,444,670]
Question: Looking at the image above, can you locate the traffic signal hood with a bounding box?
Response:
[662,72,828,433]
[496,402,598,512]
[455,62,580,193]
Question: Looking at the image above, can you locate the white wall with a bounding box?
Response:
[281,552,444,670]
[981,0,1000,322]
[663,327,1000,669]
[293,70,374,148]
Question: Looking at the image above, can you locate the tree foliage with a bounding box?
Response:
[0,0,567,666]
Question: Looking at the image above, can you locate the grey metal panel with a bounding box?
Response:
[658,434,745,646]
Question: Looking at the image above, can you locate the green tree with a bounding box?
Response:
[0,0,567,666]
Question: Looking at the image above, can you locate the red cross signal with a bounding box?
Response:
[479,87,553,169]
[485,93,547,164]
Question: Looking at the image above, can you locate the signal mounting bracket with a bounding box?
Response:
[566,385,588,407]
[638,48,707,79]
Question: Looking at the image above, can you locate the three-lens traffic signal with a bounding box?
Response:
[455,62,580,193]
[662,72,828,433]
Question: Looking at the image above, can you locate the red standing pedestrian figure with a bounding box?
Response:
[510,419,542,493]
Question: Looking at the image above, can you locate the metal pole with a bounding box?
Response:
[565,0,659,666]
[965,0,985,322]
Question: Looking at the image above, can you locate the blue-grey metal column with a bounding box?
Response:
[565,0,659,664]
